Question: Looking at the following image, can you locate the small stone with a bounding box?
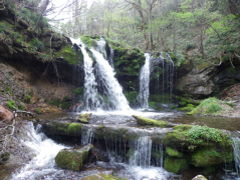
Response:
[0,105,14,121]
[192,175,208,180]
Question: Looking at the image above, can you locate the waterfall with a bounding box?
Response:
[11,123,66,180]
[232,132,240,177]
[80,42,103,111]
[129,136,152,167]
[137,53,151,109]
[166,53,174,102]
[71,38,130,111]
[90,39,131,111]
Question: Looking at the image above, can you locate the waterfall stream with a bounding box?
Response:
[11,123,66,180]
[71,38,130,111]
[232,132,240,177]
[137,53,151,109]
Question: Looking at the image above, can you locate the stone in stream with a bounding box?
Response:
[55,144,93,171]
[77,113,92,123]
[192,175,208,180]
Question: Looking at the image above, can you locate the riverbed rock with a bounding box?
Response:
[55,144,93,171]
[132,115,169,127]
[81,174,123,180]
[192,175,208,180]
[0,105,14,121]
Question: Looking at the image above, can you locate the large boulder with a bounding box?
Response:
[176,67,215,96]
[162,124,233,173]
[55,144,93,171]
[0,105,14,121]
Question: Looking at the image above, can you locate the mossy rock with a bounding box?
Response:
[42,122,82,137]
[77,113,92,123]
[191,148,233,167]
[166,147,183,158]
[163,124,232,149]
[188,97,232,115]
[164,157,188,174]
[55,144,93,171]
[132,115,169,128]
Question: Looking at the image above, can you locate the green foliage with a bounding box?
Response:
[6,100,16,110]
[0,21,14,33]
[55,45,80,64]
[29,38,45,51]
[81,36,99,47]
[166,147,183,158]
[186,125,231,146]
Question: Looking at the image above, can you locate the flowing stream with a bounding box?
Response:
[11,123,66,180]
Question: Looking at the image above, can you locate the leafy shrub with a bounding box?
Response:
[6,100,16,110]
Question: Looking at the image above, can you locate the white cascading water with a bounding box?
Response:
[232,133,240,177]
[81,126,94,146]
[71,38,130,111]
[129,136,152,167]
[137,53,151,109]
[90,39,131,111]
[11,123,66,180]
[80,42,103,111]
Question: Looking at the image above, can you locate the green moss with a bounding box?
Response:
[164,157,188,173]
[189,97,231,115]
[186,125,232,147]
[55,145,93,171]
[166,147,183,158]
[0,21,14,33]
[132,115,169,128]
[101,174,125,180]
[55,45,80,64]
[29,38,45,51]
[178,104,195,112]
[78,113,91,123]
[191,148,232,167]
[6,100,16,110]
[67,123,82,134]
